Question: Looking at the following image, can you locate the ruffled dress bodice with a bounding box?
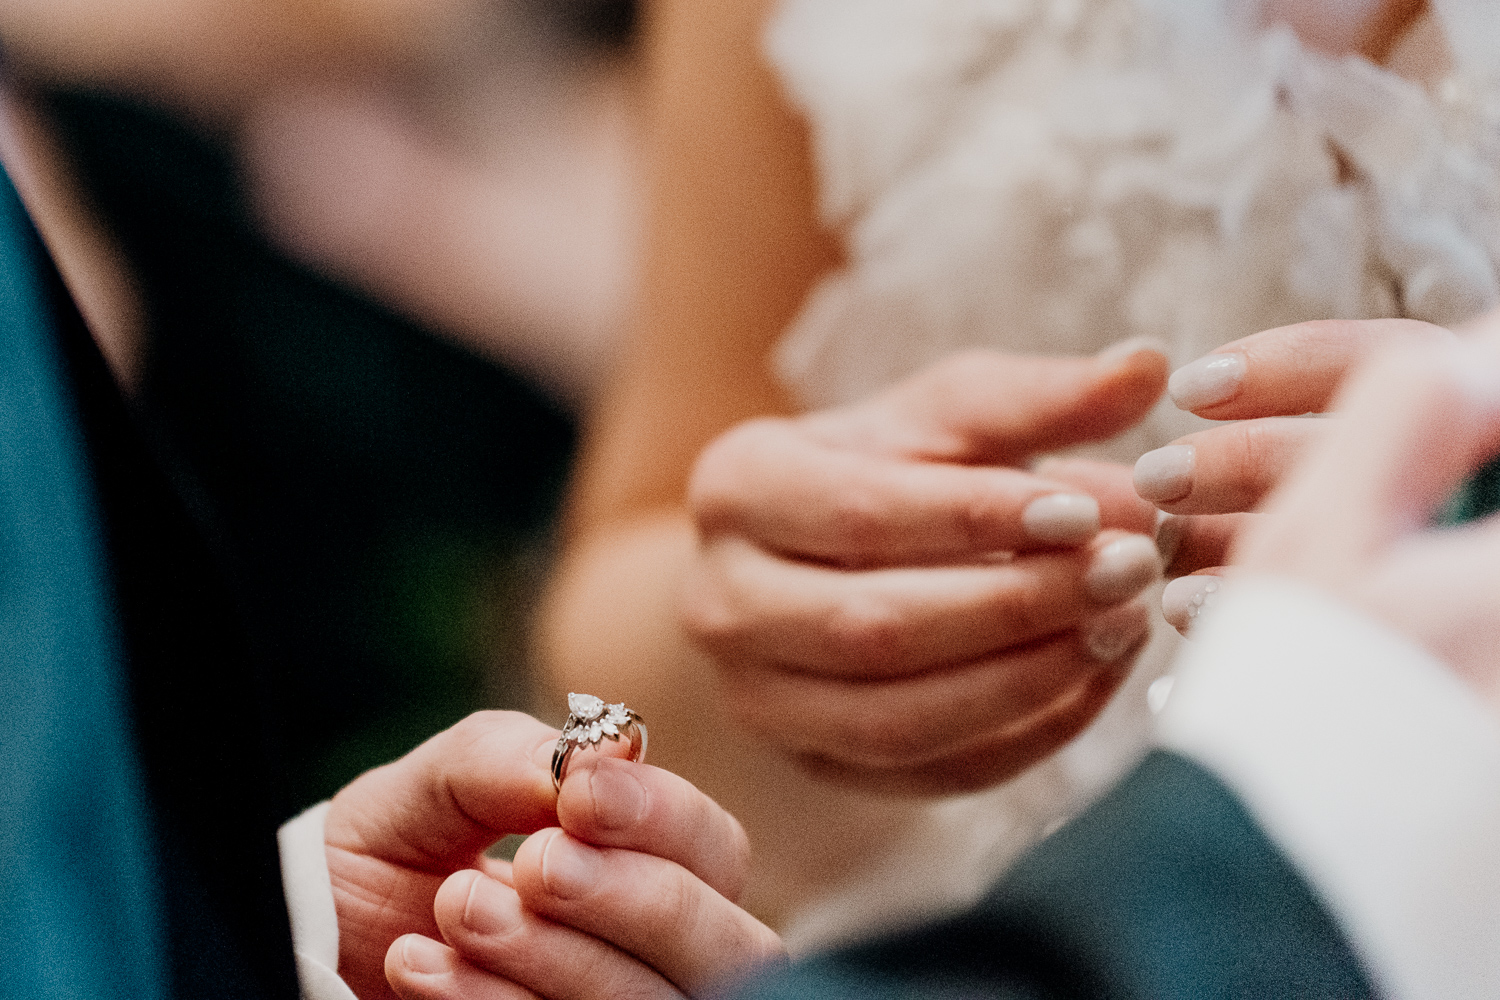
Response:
[764,0,1500,951]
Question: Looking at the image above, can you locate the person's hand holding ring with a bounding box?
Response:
[320,710,783,1000]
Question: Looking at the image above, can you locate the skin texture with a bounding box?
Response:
[1140,320,1454,620]
[681,348,1168,794]
[0,0,1464,991]
[322,711,783,1000]
[540,0,1452,926]
[1233,311,1500,704]
[375,310,1500,1000]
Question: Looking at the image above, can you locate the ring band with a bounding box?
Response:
[551,692,648,791]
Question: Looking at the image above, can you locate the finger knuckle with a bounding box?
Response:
[987,574,1055,639]
[442,710,534,755]
[679,566,744,653]
[1229,423,1273,485]
[949,481,1012,549]
[637,865,699,938]
[740,923,790,969]
[824,593,909,668]
[826,485,896,556]
[836,701,940,767]
[687,419,786,531]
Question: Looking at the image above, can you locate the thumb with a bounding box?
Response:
[324,711,560,872]
[835,341,1168,465]
[1237,337,1500,579]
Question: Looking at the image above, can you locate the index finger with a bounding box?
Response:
[691,421,1107,564]
[326,711,561,872]
[1236,338,1500,577]
[1169,319,1451,420]
[557,757,752,902]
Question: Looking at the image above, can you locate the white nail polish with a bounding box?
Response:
[1168,353,1246,411]
[1161,575,1222,631]
[1097,336,1171,366]
[1134,445,1195,503]
[1084,536,1161,603]
[1022,494,1100,545]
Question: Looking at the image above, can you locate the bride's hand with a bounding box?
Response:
[1134,319,1452,633]
[1233,320,1500,694]
[682,344,1167,796]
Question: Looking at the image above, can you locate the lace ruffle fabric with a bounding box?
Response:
[769,0,1500,417]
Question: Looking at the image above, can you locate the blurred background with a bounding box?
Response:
[0,0,640,808]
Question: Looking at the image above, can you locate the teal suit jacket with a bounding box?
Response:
[735,751,1374,999]
[0,154,298,997]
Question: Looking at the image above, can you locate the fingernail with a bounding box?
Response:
[1162,575,1223,631]
[1085,536,1161,603]
[1098,335,1170,366]
[541,832,603,900]
[586,762,648,832]
[401,935,452,975]
[1022,494,1100,545]
[1154,511,1184,567]
[1134,445,1195,503]
[1168,353,1246,411]
[1084,606,1150,663]
[462,873,522,937]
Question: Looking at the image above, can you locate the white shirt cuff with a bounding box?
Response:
[278,801,358,1000]
[1156,576,1500,1000]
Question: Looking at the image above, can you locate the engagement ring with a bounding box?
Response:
[551,692,647,791]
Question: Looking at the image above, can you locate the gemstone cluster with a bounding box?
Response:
[564,691,634,747]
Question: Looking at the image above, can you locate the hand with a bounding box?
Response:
[1230,314,1500,699]
[1133,319,1451,633]
[683,344,1168,796]
[323,712,560,1000]
[1260,0,1432,62]
[386,755,785,1000]
[322,712,782,1000]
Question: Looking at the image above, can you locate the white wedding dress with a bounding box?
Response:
[764,0,1500,952]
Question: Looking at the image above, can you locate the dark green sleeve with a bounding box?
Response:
[730,751,1374,1000]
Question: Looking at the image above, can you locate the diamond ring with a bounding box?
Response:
[551,692,648,791]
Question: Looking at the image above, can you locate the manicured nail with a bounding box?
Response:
[1154,512,1184,567]
[540,832,603,900]
[1022,494,1100,545]
[1162,575,1222,631]
[1168,352,1246,411]
[462,873,522,937]
[401,935,452,975]
[1134,445,1195,503]
[586,762,648,832]
[1084,536,1161,603]
[1098,335,1170,366]
[1084,606,1150,663]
